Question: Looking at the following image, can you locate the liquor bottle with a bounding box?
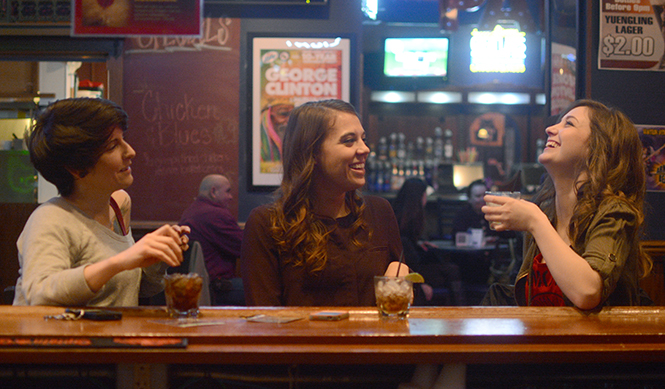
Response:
[367,151,377,192]
[444,128,454,162]
[415,136,425,162]
[406,140,415,162]
[375,161,384,193]
[388,133,397,160]
[383,161,392,192]
[425,136,436,188]
[536,138,545,161]
[425,136,434,161]
[397,132,406,160]
[433,127,444,164]
[378,136,388,161]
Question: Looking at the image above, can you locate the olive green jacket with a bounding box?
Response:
[515,201,642,308]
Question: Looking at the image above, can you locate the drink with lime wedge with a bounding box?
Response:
[374,276,413,319]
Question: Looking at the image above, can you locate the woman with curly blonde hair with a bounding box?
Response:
[483,99,652,309]
[241,99,404,306]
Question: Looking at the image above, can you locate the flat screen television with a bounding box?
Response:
[383,37,449,80]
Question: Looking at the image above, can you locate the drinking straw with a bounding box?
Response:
[514,169,522,191]
[396,251,404,276]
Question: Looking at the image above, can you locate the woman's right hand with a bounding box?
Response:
[84,224,190,293]
[481,195,546,233]
[125,224,190,269]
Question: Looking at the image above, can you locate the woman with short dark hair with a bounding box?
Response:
[14,98,189,307]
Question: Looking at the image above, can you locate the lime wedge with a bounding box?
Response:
[405,272,425,283]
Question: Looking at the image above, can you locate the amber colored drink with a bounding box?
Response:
[164,273,203,318]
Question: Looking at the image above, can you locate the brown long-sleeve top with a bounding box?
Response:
[240,195,402,306]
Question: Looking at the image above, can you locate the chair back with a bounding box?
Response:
[3,286,15,305]
[186,241,211,306]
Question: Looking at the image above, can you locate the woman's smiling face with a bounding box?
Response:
[539,106,592,171]
[79,127,136,194]
[314,111,370,196]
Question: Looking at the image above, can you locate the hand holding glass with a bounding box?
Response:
[485,191,521,230]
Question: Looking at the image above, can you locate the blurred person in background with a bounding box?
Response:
[393,178,465,305]
[180,174,245,306]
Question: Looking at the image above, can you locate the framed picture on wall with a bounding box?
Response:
[72,0,202,37]
[637,125,665,192]
[249,35,351,189]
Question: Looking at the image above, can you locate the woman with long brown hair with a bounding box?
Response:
[241,99,404,306]
[483,99,652,309]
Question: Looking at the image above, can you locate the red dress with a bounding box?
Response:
[527,253,565,306]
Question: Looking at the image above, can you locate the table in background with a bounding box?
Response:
[428,239,515,304]
[4,306,665,388]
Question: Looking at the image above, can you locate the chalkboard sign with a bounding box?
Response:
[122,18,240,222]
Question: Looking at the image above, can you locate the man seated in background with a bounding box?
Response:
[452,179,491,238]
[180,174,244,305]
[450,179,495,301]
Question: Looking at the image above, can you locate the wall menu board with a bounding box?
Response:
[122,18,240,221]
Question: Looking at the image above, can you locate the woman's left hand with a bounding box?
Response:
[385,261,411,276]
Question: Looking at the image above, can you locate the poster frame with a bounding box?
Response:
[71,0,202,37]
[637,125,665,192]
[248,34,352,190]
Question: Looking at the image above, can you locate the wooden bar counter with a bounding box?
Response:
[2,305,665,387]
[2,305,665,364]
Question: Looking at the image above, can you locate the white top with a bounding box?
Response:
[13,196,165,307]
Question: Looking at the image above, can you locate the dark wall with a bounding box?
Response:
[122,21,241,221]
[205,1,364,222]
[586,0,665,239]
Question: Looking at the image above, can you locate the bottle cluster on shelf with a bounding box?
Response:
[366,126,454,193]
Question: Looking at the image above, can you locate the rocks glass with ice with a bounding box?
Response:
[163,273,203,318]
[374,276,413,319]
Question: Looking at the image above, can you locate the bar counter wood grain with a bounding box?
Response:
[2,305,665,366]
